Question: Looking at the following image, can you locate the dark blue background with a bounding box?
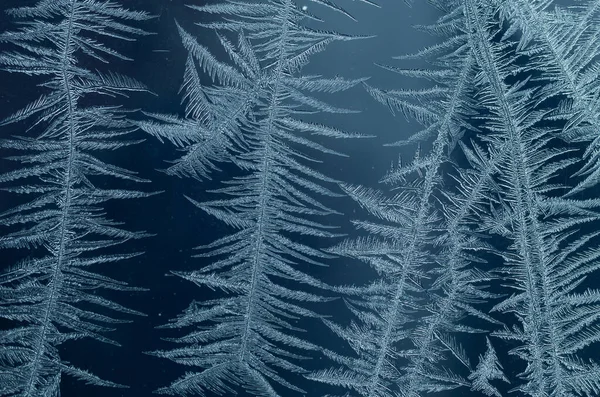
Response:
[0,1,574,397]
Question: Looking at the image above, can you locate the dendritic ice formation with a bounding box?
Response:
[2,1,600,397]
[0,1,154,396]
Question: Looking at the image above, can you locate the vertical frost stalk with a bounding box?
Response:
[238,2,292,362]
[398,53,476,397]
[464,1,562,395]
[148,1,371,396]
[23,2,79,393]
[0,0,152,394]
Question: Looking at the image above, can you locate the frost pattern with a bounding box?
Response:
[0,1,153,396]
[3,1,600,397]
[143,1,375,396]
[311,1,600,397]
